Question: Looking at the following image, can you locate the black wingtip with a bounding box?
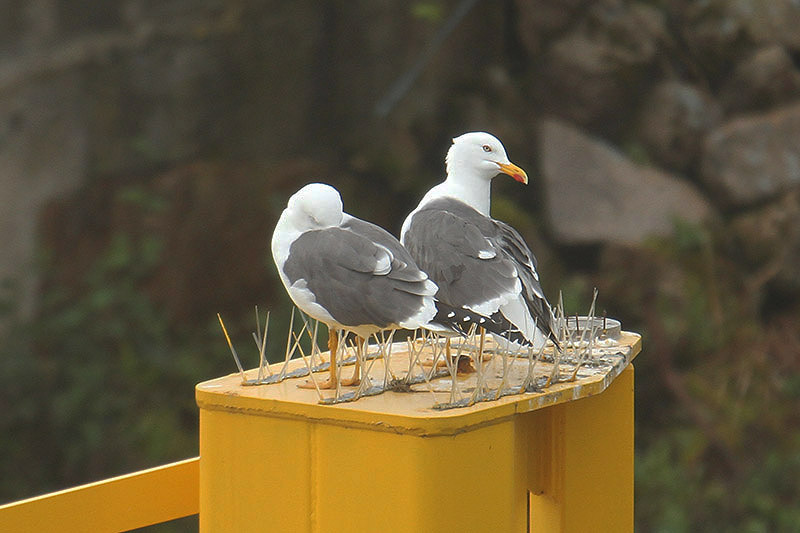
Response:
[549,332,563,352]
[432,301,531,346]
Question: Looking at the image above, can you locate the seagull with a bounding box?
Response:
[401,132,559,368]
[271,182,446,389]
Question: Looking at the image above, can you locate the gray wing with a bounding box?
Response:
[402,207,520,310]
[489,220,558,344]
[283,226,433,329]
[341,217,430,285]
[404,198,557,343]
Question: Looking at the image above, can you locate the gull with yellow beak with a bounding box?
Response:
[401,132,559,357]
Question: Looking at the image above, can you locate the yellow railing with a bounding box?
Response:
[0,457,198,532]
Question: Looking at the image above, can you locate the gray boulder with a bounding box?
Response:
[540,119,712,245]
[721,45,800,113]
[535,2,666,132]
[638,81,721,172]
[701,103,800,207]
[514,0,589,56]
[730,0,800,50]
[731,190,800,292]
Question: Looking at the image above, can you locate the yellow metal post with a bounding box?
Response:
[197,333,640,533]
[527,365,634,532]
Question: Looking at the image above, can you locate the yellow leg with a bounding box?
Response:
[340,337,362,387]
[420,337,476,373]
[456,339,476,373]
[329,331,338,384]
[298,328,339,390]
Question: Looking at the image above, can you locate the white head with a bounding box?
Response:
[445,132,528,184]
[285,182,344,231]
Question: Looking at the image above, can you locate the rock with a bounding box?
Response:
[540,119,712,245]
[701,103,800,207]
[680,0,749,74]
[720,45,800,113]
[677,0,800,86]
[731,190,800,292]
[679,0,800,79]
[638,81,721,172]
[514,0,589,56]
[729,0,800,50]
[536,2,667,132]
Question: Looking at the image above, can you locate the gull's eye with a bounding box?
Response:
[482,144,492,152]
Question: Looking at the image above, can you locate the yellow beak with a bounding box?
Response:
[497,161,528,184]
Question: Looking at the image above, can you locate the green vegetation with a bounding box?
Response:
[600,221,800,531]
[0,185,230,505]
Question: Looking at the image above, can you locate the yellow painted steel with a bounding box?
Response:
[0,457,199,532]
[527,365,634,532]
[197,333,639,532]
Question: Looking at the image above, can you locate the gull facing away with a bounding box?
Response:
[272,182,450,389]
[401,132,560,364]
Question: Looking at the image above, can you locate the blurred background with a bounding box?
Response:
[1,0,799,530]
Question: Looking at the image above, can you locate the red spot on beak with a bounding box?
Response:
[497,162,529,185]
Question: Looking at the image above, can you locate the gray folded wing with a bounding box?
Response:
[403,197,557,342]
[283,226,433,329]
